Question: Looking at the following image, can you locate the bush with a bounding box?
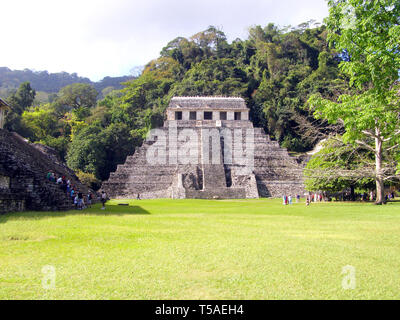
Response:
[76,170,102,191]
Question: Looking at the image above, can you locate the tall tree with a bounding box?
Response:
[55,83,98,119]
[4,82,36,133]
[5,81,36,115]
[309,0,400,204]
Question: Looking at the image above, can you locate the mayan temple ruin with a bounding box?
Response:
[102,96,305,199]
[0,129,94,214]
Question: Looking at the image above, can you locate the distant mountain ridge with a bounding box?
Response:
[0,67,136,97]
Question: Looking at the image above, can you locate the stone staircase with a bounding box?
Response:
[251,128,305,197]
[185,128,248,199]
[104,130,177,199]
[103,120,304,199]
[0,129,94,213]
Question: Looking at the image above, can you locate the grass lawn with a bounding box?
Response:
[1,198,400,300]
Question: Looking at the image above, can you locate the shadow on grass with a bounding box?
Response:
[0,202,150,224]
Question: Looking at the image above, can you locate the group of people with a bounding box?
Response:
[321,190,397,202]
[367,191,396,202]
[301,191,397,204]
[282,195,301,205]
[386,192,396,201]
[282,193,325,206]
[46,172,93,210]
[305,193,324,206]
[72,190,93,210]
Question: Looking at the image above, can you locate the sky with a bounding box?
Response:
[0,0,329,81]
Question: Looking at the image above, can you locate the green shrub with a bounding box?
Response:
[76,170,101,191]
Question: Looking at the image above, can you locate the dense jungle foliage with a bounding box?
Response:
[3,22,347,182]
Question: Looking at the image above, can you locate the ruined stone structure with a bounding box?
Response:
[103,97,305,199]
[0,129,94,214]
[0,97,10,129]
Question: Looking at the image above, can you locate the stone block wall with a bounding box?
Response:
[0,192,25,214]
[0,129,95,214]
[103,119,305,199]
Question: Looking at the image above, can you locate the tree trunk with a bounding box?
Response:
[350,185,355,201]
[375,128,385,205]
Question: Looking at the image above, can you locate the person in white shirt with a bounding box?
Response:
[101,191,107,210]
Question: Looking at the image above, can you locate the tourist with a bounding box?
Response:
[296,194,300,203]
[137,193,141,200]
[46,172,52,180]
[282,195,286,205]
[78,191,84,210]
[74,194,79,209]
[288,195,292,205]
[306,196,310,206]
[101,191,107,210]
[61,178,67,192]
[57,176,62,184]
[87,192,92,208]
[61,176,67,188]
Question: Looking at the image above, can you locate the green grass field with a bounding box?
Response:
[1,199,399,300]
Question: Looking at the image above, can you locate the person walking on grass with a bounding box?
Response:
[101,191,107,210]
[78,191,84,210]
[87,192,92,208]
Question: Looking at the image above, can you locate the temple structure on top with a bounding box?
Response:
[102,96,305,199]
[167,96,249,122]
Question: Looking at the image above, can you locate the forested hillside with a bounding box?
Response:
[0,67,135,100]
[2,22,348,185]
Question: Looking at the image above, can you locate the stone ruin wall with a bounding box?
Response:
[0,129,94,214]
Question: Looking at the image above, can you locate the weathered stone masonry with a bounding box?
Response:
[0,129,93,214]
[103,97,305,199]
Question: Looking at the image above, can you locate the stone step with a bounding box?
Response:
[1,129,96,213]
[101,107,305,199]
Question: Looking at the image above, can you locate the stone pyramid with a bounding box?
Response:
[102,97,305,199]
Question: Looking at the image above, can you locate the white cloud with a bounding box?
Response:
[0,0,328,81]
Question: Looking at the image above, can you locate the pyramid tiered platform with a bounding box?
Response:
[102,97,305,199]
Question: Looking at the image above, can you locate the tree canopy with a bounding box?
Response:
[5,23,348,183]
[308,0,400,204]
